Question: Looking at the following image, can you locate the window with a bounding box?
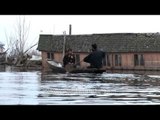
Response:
[75,54,80,65]
[106,54,110,66]
[47,52,54,60]
[115,54,121,66]
[134,54,138,66]
[134,54,144,66]
[140,54,144,65]
[100,53,106,66]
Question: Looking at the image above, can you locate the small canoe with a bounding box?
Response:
[47,60,106,73]
[69,68,106,73]
[47,60,66,73]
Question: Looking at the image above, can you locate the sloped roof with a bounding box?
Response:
[37,33,160,53]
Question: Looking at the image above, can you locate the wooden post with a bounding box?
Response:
[69,24,72,35]
[62,31,66,62]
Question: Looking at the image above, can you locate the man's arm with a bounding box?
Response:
[83,54,92,63]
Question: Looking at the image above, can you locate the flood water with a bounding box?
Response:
[1,66,160,105]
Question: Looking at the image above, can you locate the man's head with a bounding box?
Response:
[92,44,97,51]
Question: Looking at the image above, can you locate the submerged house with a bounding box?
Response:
[0,42,6,64]
[37,33,160,71]
[0,42,5,53]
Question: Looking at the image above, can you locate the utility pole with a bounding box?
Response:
[62,31,66,61]
[69,24,72,35]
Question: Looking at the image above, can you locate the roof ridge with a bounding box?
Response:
[39,32,160,36]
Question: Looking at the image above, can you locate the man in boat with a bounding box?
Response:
[63,48,75,67]
[83,44,105,69]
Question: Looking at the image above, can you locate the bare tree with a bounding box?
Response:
[14,16,30,57]
[5,16,37,66]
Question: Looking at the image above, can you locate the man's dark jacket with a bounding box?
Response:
[83,50,105,68]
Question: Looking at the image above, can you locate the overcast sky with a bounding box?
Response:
[1,15,160,50]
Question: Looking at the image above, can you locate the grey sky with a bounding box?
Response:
[1,15,160,50]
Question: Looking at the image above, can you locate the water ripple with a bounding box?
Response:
[0,71,160,105]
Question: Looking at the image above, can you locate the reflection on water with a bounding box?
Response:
[0,72,41,105]
[0,67,160,105]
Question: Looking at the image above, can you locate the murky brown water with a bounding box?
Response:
[0,65,160,105]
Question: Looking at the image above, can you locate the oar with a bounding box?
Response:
[73,60,83,67]
[65,60,83,72]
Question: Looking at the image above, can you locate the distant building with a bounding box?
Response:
[0,42,6,64]
[37,33,160,71]
[0,42,4,53]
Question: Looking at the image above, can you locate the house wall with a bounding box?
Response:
[144,53,160,68]
[54,53,63,63]
[121,53,134,68]
[109,53,160,70]
[41,52,48,71]
[41,51,160,71]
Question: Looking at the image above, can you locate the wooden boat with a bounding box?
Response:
[47,60,106,73]
[47,60,66,73]
[69,68,106,73]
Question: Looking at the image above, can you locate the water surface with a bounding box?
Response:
[0,69,160,105]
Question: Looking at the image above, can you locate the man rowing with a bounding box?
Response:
[83,44,105,69]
